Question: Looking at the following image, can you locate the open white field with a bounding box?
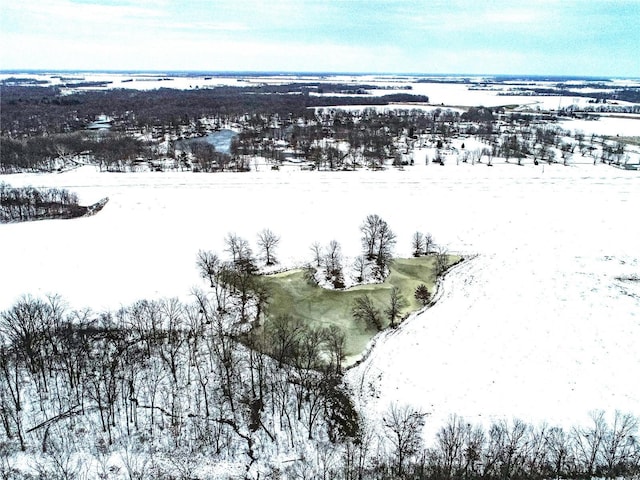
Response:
[560,115,640,137]
[1,162,639,441]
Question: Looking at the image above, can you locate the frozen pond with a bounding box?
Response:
[1,163,639,438]
[177,128,237,154]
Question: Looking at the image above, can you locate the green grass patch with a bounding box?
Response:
[258,255,461,362]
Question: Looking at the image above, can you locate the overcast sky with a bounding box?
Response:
[1,0,639,76]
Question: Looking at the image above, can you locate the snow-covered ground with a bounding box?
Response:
[1,162,639,442]
[560,115,640,137]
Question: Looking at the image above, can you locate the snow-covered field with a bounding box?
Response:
[560,115,640,137]
[1,162,639,442]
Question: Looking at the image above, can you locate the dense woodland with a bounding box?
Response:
[0,83,427,137]
[1,293,639,479]
[2,79,637,174]
[1,220,639,478]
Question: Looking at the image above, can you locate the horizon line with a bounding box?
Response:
[1,69,636,81]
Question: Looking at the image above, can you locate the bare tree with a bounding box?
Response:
[602,411,639,478]
[361,214,384,260]
[385,287,406,328]
[225,260,257,322]
[266,314,304,367]
[501,418,530,478]
[435,247,450,276]
[383,403,427,477]
[353,255,367,283]
[0,345,25,451]
[360,215,396,263]
[546,426,571,479]
[310,242,323,267]
[352,295,382,331]
[196,250,220,288]
[35,433,84,480]
[423,232,435,255]
[322,325,346,374]
[412,232,425,257]
[324,240,345,288]
[224,233,252,264]
[573,410,607,477]
[375,221,396,274]
[257,228,280,266]
[436,414,468,478]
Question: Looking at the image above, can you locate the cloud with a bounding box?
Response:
[167,21,249,33]
[483,9,545,25]
[2,0,638,76]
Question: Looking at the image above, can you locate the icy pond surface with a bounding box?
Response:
[1,163,639,437]
[177,128,237,154]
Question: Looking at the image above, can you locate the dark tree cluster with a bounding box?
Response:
[186,140,233,172]
[402,413,639,480]
[412,231,436,257]
[0,183,85,223]
[414,284,432,306]
[0,131,146,173]
[0,83,428,138]
[0,292,358,478]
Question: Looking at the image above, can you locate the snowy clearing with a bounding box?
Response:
[1,162,639,443]
[559,115,640,137]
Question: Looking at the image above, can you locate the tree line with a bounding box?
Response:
[0,292,357,479]
[1,294,638,479]
[3,98,629,174]
[0,183,83,222]
[0,83,428,137]
[0,132,146,173]
[347,408,640,480]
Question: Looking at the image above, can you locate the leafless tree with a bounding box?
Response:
[546,426,571,479]
[266,314,305,367]
[310,242,323,267]
[573,410,607,477]
[224,233,252,265]
[423,232,435,255]
[0,345,25,451]
[35,433,84,480]
[322,325,346,374]
[375,221,396,277]
[196,249,220,288]
[352,295,382,331]
[361,214,385,260]
[257,228,280,266]
[353,255,367,283]
[436,414,467,477]
[412,232,425,257]
[383,403,427,477]
[602,411,639,478]
[435,247,450,276]
[324,240,345,288]
[385,287,406,328]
